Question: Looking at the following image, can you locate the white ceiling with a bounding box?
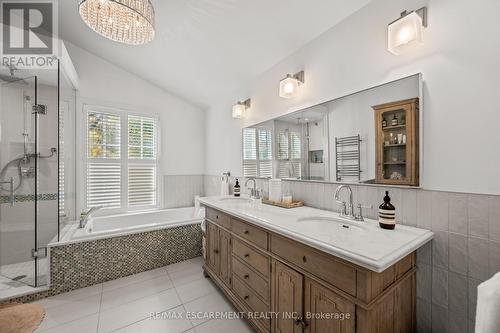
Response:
[59,0,371,109]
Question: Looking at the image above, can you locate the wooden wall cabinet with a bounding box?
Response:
[203,207,416,333]
[373,98,419,186]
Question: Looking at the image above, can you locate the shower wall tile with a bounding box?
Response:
[449,233,468,275]
[449,311,468,333]
[164,175,204,208]
[448,272,468,315]
[432,191,449,231]
[402,189,417,226]
[468,194,489,238]
[467,237,489,281]
[432,267,449,307]
[432,231,449,269]
[489,195,500,241]
[432,303,449,333]
[489,240,500,277]
[449,193,468,235]
[417,190,432,229]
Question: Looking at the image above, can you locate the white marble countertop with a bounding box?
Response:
[198,196,433,272]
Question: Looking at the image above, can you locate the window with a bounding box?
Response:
[277,130,302,178]
[85,107,158,211]
[243,127,273,178]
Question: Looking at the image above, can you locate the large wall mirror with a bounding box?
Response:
[242,73,422,187]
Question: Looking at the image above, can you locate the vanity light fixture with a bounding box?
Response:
[387,7,427,55]
[232,99,251,119]
[279,71,305,99]
[79,0,155,45]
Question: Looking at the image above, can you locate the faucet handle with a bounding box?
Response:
[355,204,373,221]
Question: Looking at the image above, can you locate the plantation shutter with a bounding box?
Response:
[128,115,158,207]
[243,127,273,178]
[277,130,302,178]
[86,111,122,208]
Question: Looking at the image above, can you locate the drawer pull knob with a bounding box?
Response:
[302,256,307,263]
[214,249,219,254]
[244,295,249,300]
[244,274,249,279]
[243,230,249,234]
[294,317,308,328]
[244,254,250,258]
[216,215,219,219]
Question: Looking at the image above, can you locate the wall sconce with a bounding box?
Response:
[232,99,251,119]
[279,71,304,99]
[387,7,427,55]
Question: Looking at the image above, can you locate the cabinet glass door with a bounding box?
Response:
[380,107,409,182]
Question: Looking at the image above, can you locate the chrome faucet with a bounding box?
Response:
[334,185,354,218]
[334,185,372,221]
[79,206,102,228]
[244,177,260,199]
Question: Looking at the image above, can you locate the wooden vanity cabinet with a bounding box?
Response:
[203,207,416,333]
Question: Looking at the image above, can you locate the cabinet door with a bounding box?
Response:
[218,228,231,286]
[272,260,304,333]
[206,222,219,273]
[304,279,355,333]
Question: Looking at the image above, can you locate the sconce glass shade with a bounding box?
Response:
[232,103,246,119]
[387,11,423,55]
[279,75,301,99]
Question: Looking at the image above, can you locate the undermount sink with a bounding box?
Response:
[218,197,253,203]
[296,216,365,230]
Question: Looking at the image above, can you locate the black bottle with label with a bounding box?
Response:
[378,191,396,230]
[234,179,241,197]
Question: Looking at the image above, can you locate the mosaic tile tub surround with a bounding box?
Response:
[3,223,202,304]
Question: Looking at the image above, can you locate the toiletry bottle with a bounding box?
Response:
[234,179,241,197]
[382,117,387,128]
[391,114,398,126]
[379,191,396,230]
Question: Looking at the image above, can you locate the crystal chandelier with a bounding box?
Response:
[79,0,155,45]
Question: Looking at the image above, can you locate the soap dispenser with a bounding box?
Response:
[234,179,241,197]
[379,191,396,229]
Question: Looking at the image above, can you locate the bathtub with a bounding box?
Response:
[57,207,204,244]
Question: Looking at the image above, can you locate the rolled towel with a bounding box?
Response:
[475,271,500,333]
[220,177,229,196]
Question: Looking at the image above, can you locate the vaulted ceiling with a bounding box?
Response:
[59,0,372,108]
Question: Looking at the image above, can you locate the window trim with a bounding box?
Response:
[79,104,161,216]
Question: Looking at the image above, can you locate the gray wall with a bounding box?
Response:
[203,174,500,333]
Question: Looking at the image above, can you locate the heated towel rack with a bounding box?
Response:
[335,135,362,182]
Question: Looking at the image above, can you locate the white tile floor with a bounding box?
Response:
[33,257,254,333]
[0,258,49,300]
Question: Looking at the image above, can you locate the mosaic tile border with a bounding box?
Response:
[1,223,202,304]
[0,193,58,204]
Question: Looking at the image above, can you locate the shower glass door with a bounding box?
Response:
[0,75,39,287]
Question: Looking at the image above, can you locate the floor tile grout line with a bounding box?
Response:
[96,283,103,333]
[107,301,188,333]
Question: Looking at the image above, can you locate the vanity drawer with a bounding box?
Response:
[231,218,268,249]
[233,275,270,316]
[270,235,357,296]
[232,238,270,278]
[232,257,269,302]
[206,207,231,229]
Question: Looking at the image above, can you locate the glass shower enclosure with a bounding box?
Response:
[0,66,60,289]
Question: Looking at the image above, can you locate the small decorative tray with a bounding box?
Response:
[262,198,304,209]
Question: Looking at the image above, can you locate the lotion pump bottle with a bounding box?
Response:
[379,191,396,229]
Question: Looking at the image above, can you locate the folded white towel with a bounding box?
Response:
[475,271,500,333]
[220,177,229,196]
